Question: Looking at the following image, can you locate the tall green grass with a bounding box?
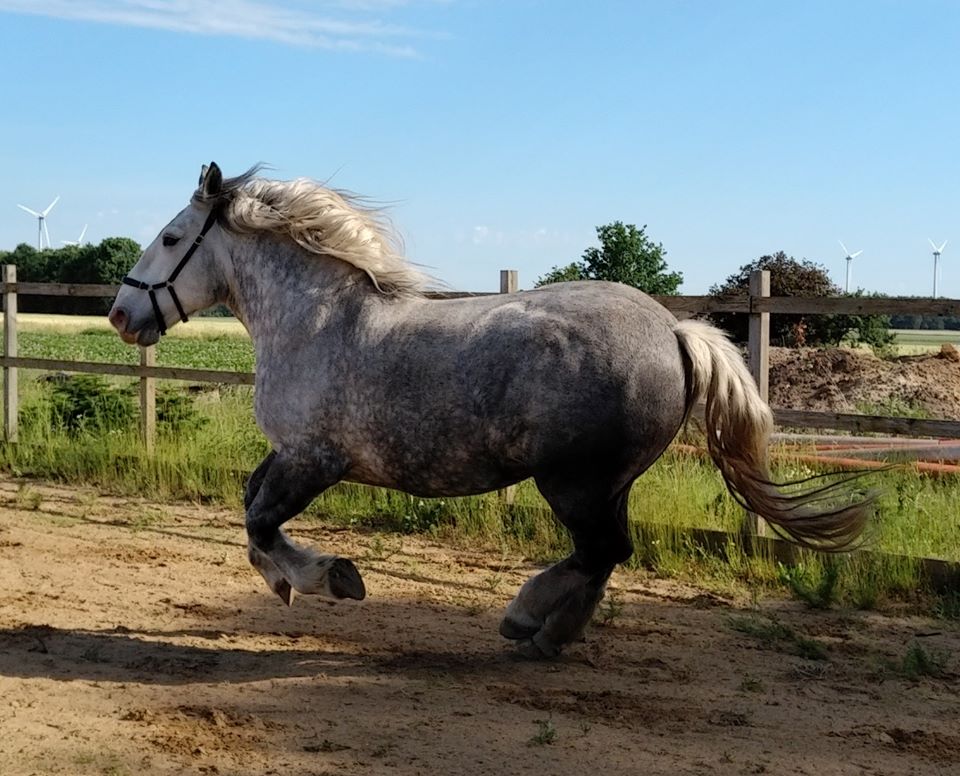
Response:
[3,379,265,504]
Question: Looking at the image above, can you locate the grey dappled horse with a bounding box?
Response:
[109,163,872,658]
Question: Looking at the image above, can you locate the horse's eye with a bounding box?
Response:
[162,234,181,247]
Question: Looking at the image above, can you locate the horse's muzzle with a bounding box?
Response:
[109,306,159,346]
[108,306,128,334]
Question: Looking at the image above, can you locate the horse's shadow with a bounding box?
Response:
[0,593,537,687]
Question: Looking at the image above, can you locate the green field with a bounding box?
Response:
[891,328,960,354]
[15,313,248,338]
[1,315,958,615]
[4,314,254,371]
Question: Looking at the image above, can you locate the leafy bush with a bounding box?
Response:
[33,375,136,434]
[22,375,207,437]
[156,387,209,434]
[709,252,894,351]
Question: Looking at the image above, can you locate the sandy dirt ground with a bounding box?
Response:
[0,477,958,776]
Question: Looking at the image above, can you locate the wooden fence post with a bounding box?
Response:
[140,346,156,454]
[3,265,17,443]
[500,269,518,295]
[498,269,518,506]
[745,270,771,539]
[748,270,770,403]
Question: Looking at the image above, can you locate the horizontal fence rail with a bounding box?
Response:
[7,281,960,316]
[0,356,256,385]
[773,409,960,438]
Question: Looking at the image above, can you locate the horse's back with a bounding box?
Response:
[418,280,678,347]
[419,281,685,391]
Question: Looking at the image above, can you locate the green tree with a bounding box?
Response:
[5,243,50,282]
[537,262,584,286]
[59,237,141,284]
[709,251,894,351]
[537,222,683,294]
[92,237,142,284]
[49,245,83,281]
[889,310,960,331]
[0,237,141,314]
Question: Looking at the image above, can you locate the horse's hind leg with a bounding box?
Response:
[500,476,633,658]
[244,450,277,511]
[244,449,365,604]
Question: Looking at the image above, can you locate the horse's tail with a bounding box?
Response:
[673,319,873,551]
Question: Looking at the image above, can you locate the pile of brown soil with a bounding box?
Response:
[768,346,960,420]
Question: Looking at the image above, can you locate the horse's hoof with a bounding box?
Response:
[273,578,294,606]
[516,635,562,660]
[499,613,539,640]
[328,558,366,600]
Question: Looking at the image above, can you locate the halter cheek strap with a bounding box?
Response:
[122,208,219,336]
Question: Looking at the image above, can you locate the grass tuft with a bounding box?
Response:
[528,718,557,746]
[778,559,840,610]
[898,642,951,679]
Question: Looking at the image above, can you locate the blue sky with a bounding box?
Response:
[1,1,958,296]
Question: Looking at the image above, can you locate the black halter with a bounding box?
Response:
[122,208,219,336]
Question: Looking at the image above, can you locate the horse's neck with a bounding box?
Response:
[221,234,372,345]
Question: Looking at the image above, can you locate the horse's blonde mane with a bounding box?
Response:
[200,168,427,297]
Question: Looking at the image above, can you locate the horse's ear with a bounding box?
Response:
[198,162,223,199]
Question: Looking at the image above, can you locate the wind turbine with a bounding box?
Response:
[929,238,948,298]
[17,195,60,250]
[838,240,863,293]
[62,225,88,247]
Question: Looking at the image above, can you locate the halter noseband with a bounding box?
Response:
[121,208,219,336]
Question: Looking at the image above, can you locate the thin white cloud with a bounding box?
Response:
[0,0,438,56]
[467,224,571,249]
[471,225,506,246]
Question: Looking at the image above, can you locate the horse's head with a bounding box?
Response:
[109,162,227,346]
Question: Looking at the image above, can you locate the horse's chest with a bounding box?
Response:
[253,368,337,445]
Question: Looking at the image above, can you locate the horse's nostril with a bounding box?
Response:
[108,307,129,332]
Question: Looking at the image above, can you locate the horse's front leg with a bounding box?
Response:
[244,448,365,605]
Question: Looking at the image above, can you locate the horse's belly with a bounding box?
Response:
[344,441,524,498]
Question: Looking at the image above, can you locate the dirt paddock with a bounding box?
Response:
[0,478,958,776]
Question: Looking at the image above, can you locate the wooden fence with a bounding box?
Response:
[2,266,960,451]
